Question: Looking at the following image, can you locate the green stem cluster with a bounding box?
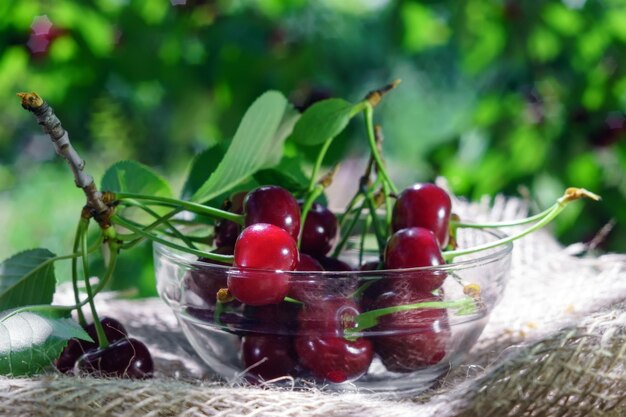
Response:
[115,192,243,224]
[332,103,399,260]
[112,214,234,263]
[344,296,478,341]
[443,188,601,261]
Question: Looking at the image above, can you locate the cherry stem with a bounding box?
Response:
[333,174,386,257]
[332,198,367,257]
[118,200,195,249]
[338,192,364,230]
[79,218,109,349]
[71,217,87,327]
[112,214,234,263]
[284,296,304,305]
[373,124,393,236]
[115,203,195,249]
[114,192,243,224]
[298,185,324,248]
[214,301,224,326]
[382,180,392,235]
[359,214,372,266]
[308,138,334,194]
[350,279,376,300]
[299,134,336,246]
[345,297,477,340]
[363,104,398,194]
[452,205,555,229]
[442,187,600,261]
[362,185,386,257]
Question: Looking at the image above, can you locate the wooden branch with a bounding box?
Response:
[17,92,111,226]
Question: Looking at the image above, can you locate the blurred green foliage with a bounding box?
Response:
[1,0,625,295]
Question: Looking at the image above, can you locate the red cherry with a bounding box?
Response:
[299,202,338,257]
[242,335,296,381]
[392,183,452,248]
[228,224,298,305]
[371,291,450,372]
[244,186,301,241]
[295,297,373,382]
[384,227,446,292]
[182,246,236,308]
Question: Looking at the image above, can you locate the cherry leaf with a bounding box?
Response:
[190,91,299,203]
[180,144,227,200]
[254,155,309,194]
[0,249,57,311]
[101,160,172,197]
[0,307,90,376]
[290,98,366,146]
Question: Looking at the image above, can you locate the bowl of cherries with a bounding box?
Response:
[11,88,597,387]
[155,183,515,393]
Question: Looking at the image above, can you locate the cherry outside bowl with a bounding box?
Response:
[154,228,512,394]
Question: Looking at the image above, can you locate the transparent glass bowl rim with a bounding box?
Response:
[153,228,513,277]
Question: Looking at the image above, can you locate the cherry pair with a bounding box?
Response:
[56,317,153,378]
[241,298,372,383]
[224,186,339,306]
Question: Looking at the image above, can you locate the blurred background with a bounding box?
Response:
[1,0,624,295]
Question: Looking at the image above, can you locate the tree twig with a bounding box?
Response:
[17,92,111,228]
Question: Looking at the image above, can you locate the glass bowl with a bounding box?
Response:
[154,228,512,394]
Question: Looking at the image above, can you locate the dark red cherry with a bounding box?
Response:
[75,338,153,379]
[296,253,324,272]
[289,254,325,303]
[242,335,296,381]
[358,279,387,312]
[371,291,450,372]
[384,227,446,292]
[85,317,128,344]
[244,186,301,241]
[228,224,297,305]
[295,297,373,382]
[356,261,382,309]
[55,317,128,373]
[56,338,89,373]
[316,256,353,272]
[214,191,247,248]
[291,255,356,305]
[182,247,239,309]
[300,203,338,257]
[242,302,301,333]
[392,183,452,248]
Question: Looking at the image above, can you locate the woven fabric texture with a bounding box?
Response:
[1,195,625,417]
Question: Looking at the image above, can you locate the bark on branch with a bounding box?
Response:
[17,92,111,227]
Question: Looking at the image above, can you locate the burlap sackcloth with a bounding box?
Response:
[1,194,625,417]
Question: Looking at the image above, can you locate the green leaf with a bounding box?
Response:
[0,249,57,311]
[254,155,309,194]
[101,160,172,198]
[290,98,365,146]
[191,91,299,203]
[0,308,90,376]
[180,144,227,200]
